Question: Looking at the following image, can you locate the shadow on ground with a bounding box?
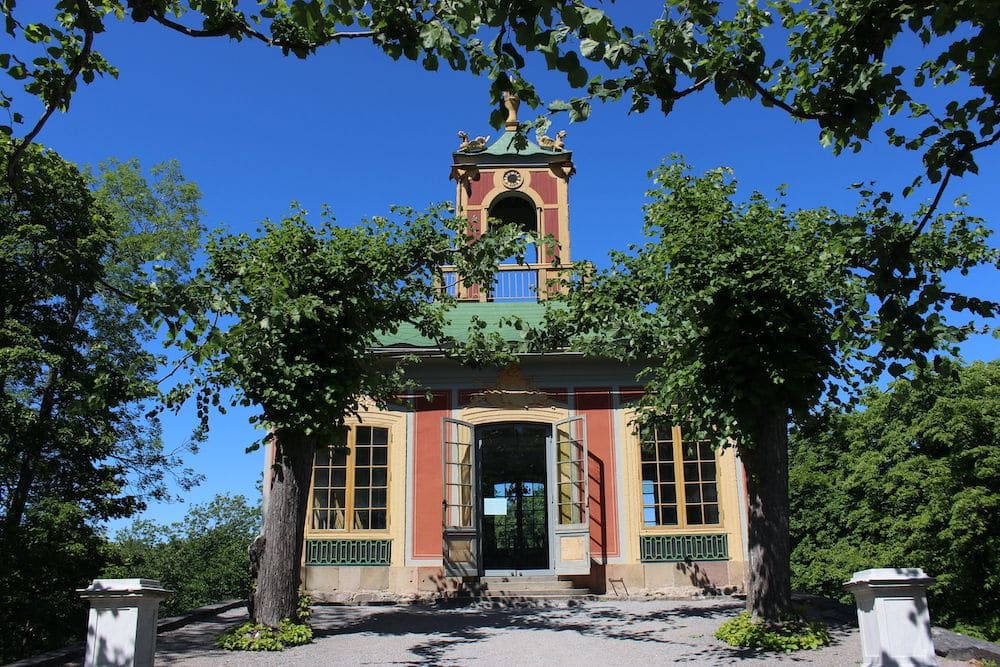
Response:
[151,597,861,666]
[297,599,856,665]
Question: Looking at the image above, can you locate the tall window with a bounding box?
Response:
[640,424,720,527]
[311,426,389,530]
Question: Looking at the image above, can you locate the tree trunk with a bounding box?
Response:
[744,405,792,623]
[252,429,316,627]
[3,365,61,534]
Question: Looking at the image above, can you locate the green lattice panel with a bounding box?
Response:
[305,539,391,566]
[639,534,729,562]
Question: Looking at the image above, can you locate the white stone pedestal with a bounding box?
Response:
[845,568,937,667]
[78,578,172,667]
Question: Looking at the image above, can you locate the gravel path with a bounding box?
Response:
[144,599,973,666]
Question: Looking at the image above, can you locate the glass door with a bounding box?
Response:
[442,418,478,576]
[550,416,590,574]
[479,423,550,573]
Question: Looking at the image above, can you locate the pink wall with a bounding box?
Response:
[408,387,621,563]
[575,387,620,560]
[412,391,449,559]
[531,170,558,203]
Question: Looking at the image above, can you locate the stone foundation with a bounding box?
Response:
[305,560,746,602]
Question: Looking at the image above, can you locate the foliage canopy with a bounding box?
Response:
[0,142,202,661]
[538,159,996,447]
[790,360,1000,642]
[532,157,996,619]
[3,1,998,203]
[156,203,525,627]
[106,494,261,616]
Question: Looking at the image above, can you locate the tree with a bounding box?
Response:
[529,158,997,621]
[160,205,522,627]
[106,494,261,616]
[0,141,202,660]
[3,1,997,207]
[790,360,1000,642]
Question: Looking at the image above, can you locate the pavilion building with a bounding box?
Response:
[283,102,749,600]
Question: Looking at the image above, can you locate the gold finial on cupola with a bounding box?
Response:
[503,91,520,131]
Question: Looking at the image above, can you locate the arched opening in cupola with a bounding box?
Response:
[488,193,539,264]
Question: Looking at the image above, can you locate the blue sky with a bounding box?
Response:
[14,7,998,529]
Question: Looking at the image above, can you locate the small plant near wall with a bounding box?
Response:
[217,591,314,651]
[716,611,830,652]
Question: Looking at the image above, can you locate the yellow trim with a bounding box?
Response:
[621,407,744,565]
[304,409,407,566]
[554,169,571,262]
[457,405,570,426]
[637,424,725,530]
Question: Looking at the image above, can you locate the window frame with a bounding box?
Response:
[308,425,391,533]
[637,423,723,532]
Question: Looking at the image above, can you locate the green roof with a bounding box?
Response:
[376,302,547,348]
[481,131,564,157]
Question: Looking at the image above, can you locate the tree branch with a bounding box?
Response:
[156,312,220,385]
[910,127,1000,238]
[740,73,847,124]
[149,13,239,38]
[910,169,951,238]
[5,2,94,183]
[673,76,712,101]
[149,11,377,50]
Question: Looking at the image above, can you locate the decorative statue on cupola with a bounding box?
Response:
[457,131,489,152]
[538,129,567,151]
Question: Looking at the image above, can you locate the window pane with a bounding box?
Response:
[659,483,676,504]
[312,489,328,508]
[331,488,346,510]
[657,441,674,461]
[354,510,369,530]
[371,468,387,487]
[372,446,388,466]
[643,506,657,526]
[355,489,369,509]
[703,484,718,502]
[704,504,720,524]
[685,483,702,504]
[658,506,678,525]
[371,428,388,445]
[356,427,373,445]
[332,468,347,487]
[700,462,717,481]
[355,468,370,487]
[659,463,674,482]
[312,509,326,530]
[699,442,714,459]
[372,488,387,509]
[687,505,704,525]
[356,446,371,466]
[331,508,345,529]
[314,468,330,488]
[370,510,387,530]
[641,463,657,483]
[683,462,699,481]
[315,448,331,466]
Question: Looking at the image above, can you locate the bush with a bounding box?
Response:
[218,589,313,652]
[716,612,831,652]
[104,494,260,616]
[217,619,312,651]
[789,361,1000,641]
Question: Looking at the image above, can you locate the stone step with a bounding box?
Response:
[478,588,592,597]
[480,578,578,591]
[438,591,598,606]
